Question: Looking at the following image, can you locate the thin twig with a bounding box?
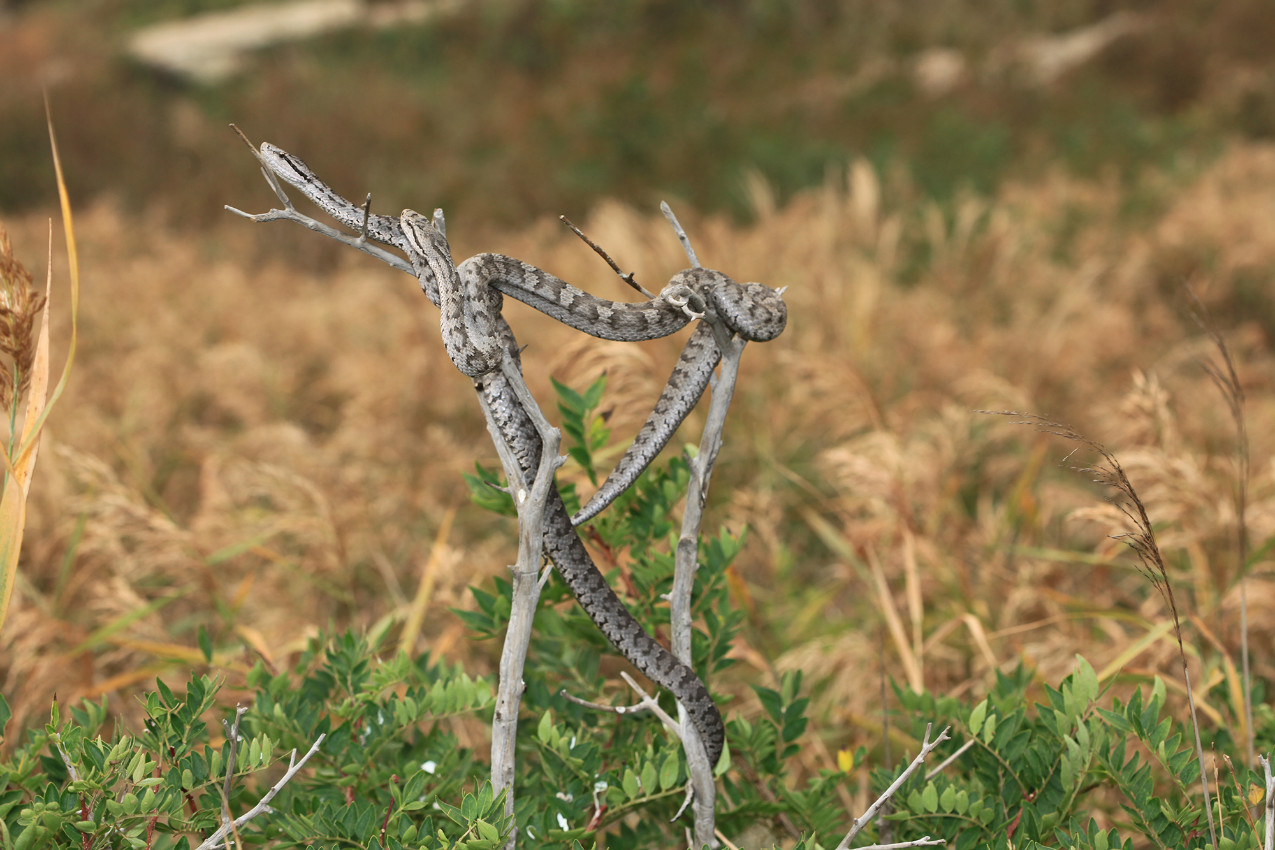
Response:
[926,738,975,778]
[1260,755,1273,850]
[836,724,952,850]
[358,194,373,240]
[618,671,686,737]
[557,688,653,718]
[229,124,292,210]
[224,205,413,274]
[219,705,248,838]
[616,671,701,829]
[194,734,325,850]
[660,202,701,269]
[559,216,651,298]
[226,125,411,273]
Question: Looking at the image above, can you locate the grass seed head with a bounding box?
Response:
[0,223,46,411]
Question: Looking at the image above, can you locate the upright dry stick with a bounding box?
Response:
[1261,755,1274,850]
[481,351,565,842]
[660,201,751,840]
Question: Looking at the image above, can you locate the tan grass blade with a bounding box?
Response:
[958,614,999,673]
[399,506,456,656]
[799,509,924,686]
[867,546,922,692]
[0,106,82,637]
[1157,668,1225,728]
[235,624,276,669]
[798,507,854,559]
[65,594,184,656]
[108,637,210,664]
[82,664,174,697]
[1095,619,1173,680]
[901,529,923,662]
[917,615,998,685]
[1191,613,1249,744]
[32,100,81,436]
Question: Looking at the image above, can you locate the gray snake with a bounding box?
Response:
[256,144,788,766]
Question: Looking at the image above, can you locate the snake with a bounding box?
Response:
[254,144,788,766]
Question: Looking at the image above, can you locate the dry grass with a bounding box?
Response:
[3,140,1275,783]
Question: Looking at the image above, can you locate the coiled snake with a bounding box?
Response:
[254,145,787,766]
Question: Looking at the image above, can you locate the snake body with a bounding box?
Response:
[570,273,785,525]
[257,144,788,766]
[475,320,729,769]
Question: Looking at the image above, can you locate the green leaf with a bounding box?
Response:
[464,465,515,516]
[640,761,658,797]
[1075,656,1099,704]
[476,820,501,842]
[969,699,988,736]
[621,769,640,799]
[552,377,586,415]
[197,625,213,663]
[130,753,149,785]
[0,693,10,739]
[581,375,607,411]
[658,752,681,791]
[714,743,731,776]
[754,685,782,723]
[921,783,938,813]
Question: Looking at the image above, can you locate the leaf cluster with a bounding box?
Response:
[0,638,510,850]
[877,658,1267,850]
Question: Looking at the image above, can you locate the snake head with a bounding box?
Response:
[669,268,788,342]
[661,281,707,321]
[400,209,453,265]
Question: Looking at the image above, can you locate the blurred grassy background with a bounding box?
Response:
[6,0,1270,227]
[4,0,1275,791]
